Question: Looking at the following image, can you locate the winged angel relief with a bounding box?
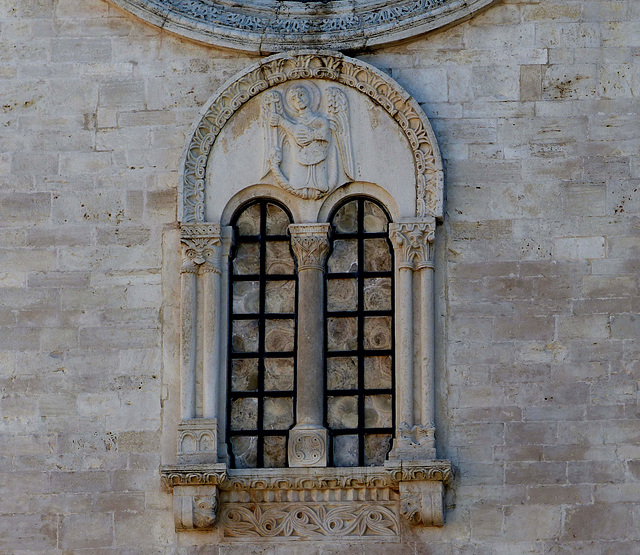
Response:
[261,83,355,200]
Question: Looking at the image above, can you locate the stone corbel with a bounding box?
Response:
[173,485,219,530]
[399,480,444,527]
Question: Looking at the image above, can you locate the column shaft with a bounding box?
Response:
[419,266,435,428]
[180,270,197,420]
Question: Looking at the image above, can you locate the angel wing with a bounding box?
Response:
[326,87,355,181]
[261,90,284,179]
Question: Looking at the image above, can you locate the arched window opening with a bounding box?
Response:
[227,200,297,468]
[325,197,395,467]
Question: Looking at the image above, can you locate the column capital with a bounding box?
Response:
[180,223,222,275]
[288,223,331,271]
[388,219,436,270]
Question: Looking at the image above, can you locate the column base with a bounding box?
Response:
[177,418,219,464]
[288,425,328,467]
[388,423,436,461]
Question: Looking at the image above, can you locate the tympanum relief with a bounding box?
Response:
[261,83,355,200]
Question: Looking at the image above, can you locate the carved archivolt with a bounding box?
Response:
[179,51,443,223]
[109,0,496,53]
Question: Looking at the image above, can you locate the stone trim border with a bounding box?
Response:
[177,51,444,223]
[108,0,497,53]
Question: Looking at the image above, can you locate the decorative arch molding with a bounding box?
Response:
[109,0,496,53]
[178,50,444,224]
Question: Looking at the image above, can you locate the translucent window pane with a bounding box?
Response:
[332,201,358,234]
[364,434,392,466]
[328,240,358,273]
[265,280,295,314]
[266,203,290,235]
[265,242,294,275]
[231,320,259,353]
[363,201,388,233]
[364,356,393,390]
[231,359,259,392]
[263,436,287,468]
[233,281,259,314]
[327,317,358,351]
[327,357,358,390]
[263,397,294,430]
[231,436,258,468]
[264,358,294,391]
[333,435,359,467]
[233,242,260,275]
[327,278,357,312]
[230,398,258,430]
[364,238,391,272]
[264,319,295,352]
[364,395,393,428]
[363,278,391,311]
[364,316,392,350]
[236,203,261,236]
[327,396,359,429]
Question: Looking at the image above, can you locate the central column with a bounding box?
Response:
[287,223,331,467]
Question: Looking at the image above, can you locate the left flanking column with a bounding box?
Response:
[287,223,331,467]
[179,223,223,464]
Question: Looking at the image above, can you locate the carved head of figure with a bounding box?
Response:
[287,84,312,114]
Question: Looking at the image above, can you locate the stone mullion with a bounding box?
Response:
[287,223,332,467]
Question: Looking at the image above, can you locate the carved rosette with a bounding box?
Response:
[180,223,222,274]
[389,220,436,270]
[180,52,443,224]
[288,427,328,468]
[288,224,331,272]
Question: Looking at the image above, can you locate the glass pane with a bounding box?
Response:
[327,278,357,312]
[327,357,358,390]
[327,396,358,429]
[333,201,358,234]
[233,281,259,314]
[234,242,260,275]
[231,436,258,468]
[263,436,287,468]
[333,435,359,467]
[266,203,289,235]
[327,317,358,351]
[364,316,392,350]
[230,398,258,430]
[231,359,259,392]
[363,278,391,311]
[364,356,393,390]
[364,395,393,428]
[328,239,358,273]
[264,358,294,391]
[231,320,259,353]
[236,204,261,236]
[265,242,294,275]
[364,434,392,466]
[263,397,294,430]
[364,238,391,272]
[265,280,295,314]
[264,319,295,352]
[363,201,388,233]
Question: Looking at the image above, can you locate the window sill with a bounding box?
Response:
[161,460,452,538]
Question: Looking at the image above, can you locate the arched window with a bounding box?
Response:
[325,197,395,466]
[227,200,297,468]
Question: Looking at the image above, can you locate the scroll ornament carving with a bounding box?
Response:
[180,224,222,275]
[221,503,398,538]
[261,84,355,200]
[289,224,331,271]
[389,220,436,270]
[181,52,442,223]
[288,428,327,467]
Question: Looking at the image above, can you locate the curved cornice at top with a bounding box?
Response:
[109,0,497,53]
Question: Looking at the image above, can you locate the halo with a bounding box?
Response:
[284,82,321,115]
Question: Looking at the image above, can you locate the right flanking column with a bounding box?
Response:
[388,219,437,461]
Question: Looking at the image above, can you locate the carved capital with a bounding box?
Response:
[178,419,219,464]
[180,224,222,275]
[389,220,436,270]
[399,480,444,527]
[173,485,218,530]
[288,426,328,467]
[288,223,331,271]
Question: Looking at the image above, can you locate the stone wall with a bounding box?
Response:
[1,0,638,552]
